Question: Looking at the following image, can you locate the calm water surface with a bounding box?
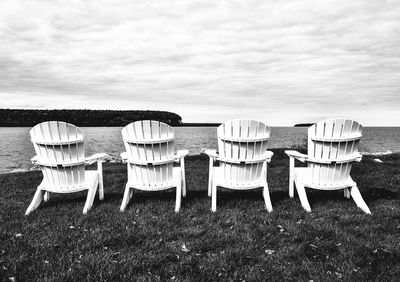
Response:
[0,127,398,173]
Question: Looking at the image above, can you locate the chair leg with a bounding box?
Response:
[83,184,97,215]
[44,191,50,202]
[208,160,213,197]
[211,183,217,212]
[350,185,371,214]
[120,185,131,212]
[208,176,213,197]
[129,188,134,201]
[289,157,295,198]
[263,183,273,212]
[295,181,311,212]
[344,188,351,199]
[25,189,45,215]
[97,161,104,201]
[175,182,182,213]
[181,170,186,198]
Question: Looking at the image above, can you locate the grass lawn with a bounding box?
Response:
[0,149,399,281]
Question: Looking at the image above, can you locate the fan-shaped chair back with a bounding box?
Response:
[217,119,271,186]
[121,120,175,187]
[30,121,86,190]
[307,118,362,188]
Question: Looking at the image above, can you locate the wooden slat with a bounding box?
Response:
[217,119,270,186]
[307,119,363,188]
[121,121,177,188]
[232,120,240,159]
[30,121,86,189]
[311,135,362,142]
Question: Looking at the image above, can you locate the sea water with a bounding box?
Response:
[0,126,398,173]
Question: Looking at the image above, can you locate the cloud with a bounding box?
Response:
[0,0,399,125]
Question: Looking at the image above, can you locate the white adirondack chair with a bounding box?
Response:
[120,120,189,213]
[285,118,371,214]
[203,119,274,212]
[25,121,108,215]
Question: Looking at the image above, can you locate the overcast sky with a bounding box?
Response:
[1,0,399,125]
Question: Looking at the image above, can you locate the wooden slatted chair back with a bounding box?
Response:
[217,119,271,186]
[30,121,86,190]
[307,118,362,188]
[121,120,175,188]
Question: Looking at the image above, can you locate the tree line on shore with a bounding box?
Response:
[0,109,182,127]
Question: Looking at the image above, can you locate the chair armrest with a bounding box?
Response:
[285,150,308,163]
[31,156,38,165]
[335,152,362,163]
[266,151,274,163]
[201,148,219,159]
[85,153,108,165]
[287,151,362,165]
[175,150,189,162]
[120,152,128,163]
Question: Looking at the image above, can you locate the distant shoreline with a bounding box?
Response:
[0,109,182,127]
[293,123,315,127]
[178,123,221,127]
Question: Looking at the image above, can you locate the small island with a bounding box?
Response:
[293,123,315,127]
[180,122,221,127]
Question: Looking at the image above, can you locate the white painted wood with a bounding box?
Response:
[26,121,107,215]
[344,188,350,199]
[180,157,186,198]
[175,180,182,213]
[97,160,104,200]
[25,189,45,215]
[208,156,213,197]
[350,185,371,214]
[263,183,273,212]
[285,118,370,214]
[289,157,295,198]
[83,172,99,214]
[211,181,217,212]
[294,179,312,212]
[44,191,50,202]
[203,119,273,212]
[120,184,131,212]
[120,120,188,212]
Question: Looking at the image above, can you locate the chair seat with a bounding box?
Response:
[38,170,99,193]
[212,167,266,189]
[126,166,182,191]
[294,167,356,190]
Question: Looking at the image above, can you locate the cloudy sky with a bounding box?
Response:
[1,0,399,125]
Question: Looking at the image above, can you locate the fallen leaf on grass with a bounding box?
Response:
[181,243,190,252]
[334,271,343,278]
[265,249,275,255]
